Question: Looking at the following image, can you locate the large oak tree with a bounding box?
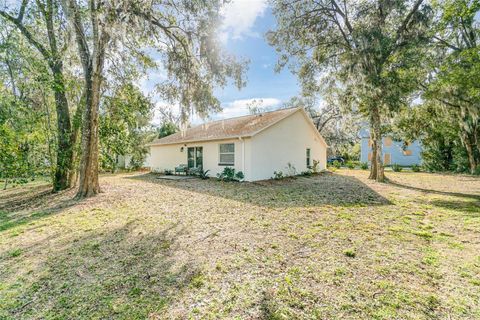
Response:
[424,0,479,173]
[61,0,245,198]
[268,0,431,181]
[0,0,81,191]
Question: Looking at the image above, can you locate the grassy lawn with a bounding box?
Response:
[0,170,479,319]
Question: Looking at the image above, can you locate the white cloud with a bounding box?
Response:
[219,0,268,42]
[218,97,282,118]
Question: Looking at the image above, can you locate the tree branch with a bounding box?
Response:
[331,0,353,34]
[433,35,461,51]
[394,0,424,45]
[18,0,28,22]
[419,82,462,109]
[61,0,91,73]
[0,8,51,61]
[131,8,193,62]
[36,0,60,64]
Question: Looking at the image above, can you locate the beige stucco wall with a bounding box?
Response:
[249,110,327,181]
[149,138,251,180]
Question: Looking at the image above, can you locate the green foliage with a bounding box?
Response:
[235,171,244,181]
[392,164,403,172]
[349,144,361,161]
[217,167,234,181]
[0,4,84,191]
[157,122,178,138]
[135,3,248,122]
[0,122,28,188]
[7,248,22,258]
[343,248,356,258]
[217,167,243,182]
[360,162,369,170]
[269,0,432,180]
[1,0,248,195]
[0,92,47,189]
[273,171,284,180]
[0,30,62,189]
[393,0,480,174]
[332,161,341,169]
[337,145,362,163]
[346,161,355,169]
[394,103,474,173]
[474,167,480,176]
[198,169,210,180]
[273,164,300,179]
[301,170,312,176]
[99,84,154,172]
[411,164,421,172]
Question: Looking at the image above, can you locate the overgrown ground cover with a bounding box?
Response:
[0,170,479,319]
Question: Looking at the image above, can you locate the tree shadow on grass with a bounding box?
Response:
[428,199,480,217]
[387,180,480,201]
[0,185,79,233]
[0,183,51,203]
[127,172,392,208]
[3,221,198,319]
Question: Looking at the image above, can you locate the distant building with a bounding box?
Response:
[116,155,132,169]
[359,129,422,166]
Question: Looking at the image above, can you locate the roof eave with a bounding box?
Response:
[147,135,252,147]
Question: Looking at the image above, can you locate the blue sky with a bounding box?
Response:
[213,4,300,118]
[143,0,301,125]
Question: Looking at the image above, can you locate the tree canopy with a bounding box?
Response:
[268,0,432,181]
[0,0,246,196]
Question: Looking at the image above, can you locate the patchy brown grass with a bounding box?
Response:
[0,170,479,319]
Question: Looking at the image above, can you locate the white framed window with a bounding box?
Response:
[219,143,235,165]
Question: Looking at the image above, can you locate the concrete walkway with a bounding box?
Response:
[156,175,196,180]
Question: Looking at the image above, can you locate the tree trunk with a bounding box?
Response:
[474,121,480,171]
[369,137,378,179]
[67,94,85,187]
[459,114,478,174]
[64,0,110,198]
[76,71,101,198]
[368,106,385,182]
[76,34,108,198]
[44,0,74,191]
[51,64,74,191]
[462,132,477,174]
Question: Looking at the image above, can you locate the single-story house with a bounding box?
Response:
[359,129,422,166]
[147,107,327,181]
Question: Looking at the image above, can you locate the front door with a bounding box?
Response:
[187,147,203,169]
